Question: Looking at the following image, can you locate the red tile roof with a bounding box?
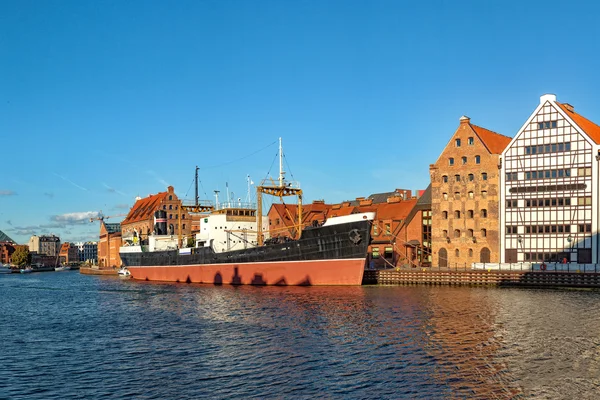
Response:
[470,124,512,154]
[374,199,417,221]
[556,102,600,144]
[121,192,168,225]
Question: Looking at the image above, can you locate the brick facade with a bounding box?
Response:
[121,186,192,245]
[430,117,510,267]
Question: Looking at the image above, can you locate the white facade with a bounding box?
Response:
[196,211,270,253]
[500,94,600,264]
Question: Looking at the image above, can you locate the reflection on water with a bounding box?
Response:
[2,273,600,399]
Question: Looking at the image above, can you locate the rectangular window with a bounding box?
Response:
[468,137,474,145]
[449,158,454,166]
[372,248,380,259]
[455,139,461,147]
[475,155,480,164]
[385,224,391,235]
[482,173,487,181]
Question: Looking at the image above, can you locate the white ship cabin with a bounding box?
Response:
[195,201,270,253]
[322,212,376,226]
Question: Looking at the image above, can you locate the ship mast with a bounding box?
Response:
[256,137,303,246]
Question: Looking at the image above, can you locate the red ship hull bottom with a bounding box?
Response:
[128,258,366,286]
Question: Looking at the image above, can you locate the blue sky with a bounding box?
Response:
[2,0,600,244]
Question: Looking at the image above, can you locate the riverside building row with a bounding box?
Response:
[432,93,600,266]
[94,93,600,269]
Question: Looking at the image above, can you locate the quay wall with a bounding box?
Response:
[363,269,600,288]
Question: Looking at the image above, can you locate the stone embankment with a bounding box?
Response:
[363,268,600,288]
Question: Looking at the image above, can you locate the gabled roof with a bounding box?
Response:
[470,124,512,154]
[556,102,600,144]
[414,184,431,209]
[0,229,15,243]
[375,199,417,221]
[121,192,168,225]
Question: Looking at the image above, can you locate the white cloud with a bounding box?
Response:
[0,190,17,196]
[50,211,100,225]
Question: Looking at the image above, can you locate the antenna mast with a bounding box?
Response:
[214,190,220,210]
[195,166,199,206]
[247,175,252,204]
[279,137,285,187]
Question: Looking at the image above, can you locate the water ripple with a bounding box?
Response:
[2,273,600,398]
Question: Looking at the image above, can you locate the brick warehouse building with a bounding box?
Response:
[430,116,511,267]
[500,94,600,264]
[120,186,192,245]
[98,221,122,268]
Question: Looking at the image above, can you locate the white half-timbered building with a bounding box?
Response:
[500,94,600,264]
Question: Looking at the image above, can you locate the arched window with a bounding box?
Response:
[467,210,474,218]
[443,192,448,200]
[468,191,474,198]
[169,195,173,200]
[439,248,448,268]
[442,175,448,183]
[454,229,460,238]
[468,174,474,181]
[442,229,448,238]
[454,210,461,218]
[481,247,491,263]
[462,156,467,165]
[481,190,488,198]
[455,192,460,199]
[455,138,461,147]
[481,209,488,218]
[442,211,448,219]
[455,249,460,257]
[475,155,481,164]
[467,229,474,237]
[481,228,487,237]
[468,248,473,257]
[169,205,172,210]
[482,172,487,180]
[455,174,460,182]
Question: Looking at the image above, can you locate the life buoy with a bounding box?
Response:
[540,263,547,271]
[348,229,362,245]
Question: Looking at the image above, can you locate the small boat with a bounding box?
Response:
[20,267,33,274]
[54,265,71,272]
[118,267,131,277]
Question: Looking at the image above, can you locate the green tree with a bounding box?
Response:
[11,247,31,267]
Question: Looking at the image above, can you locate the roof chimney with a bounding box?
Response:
[563,103,575,112]
[540,94,557,104]
[459,115,470,125]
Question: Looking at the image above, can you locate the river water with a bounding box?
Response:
[1,272,599,399]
